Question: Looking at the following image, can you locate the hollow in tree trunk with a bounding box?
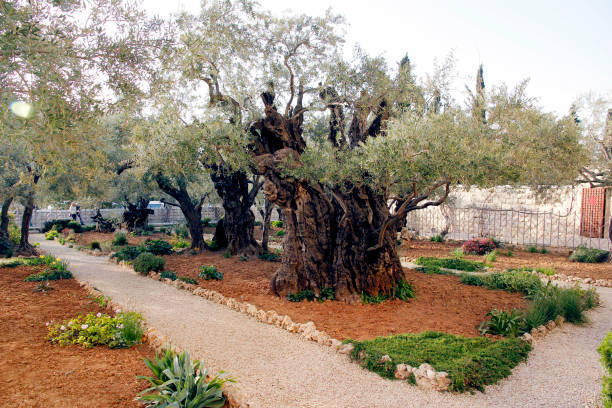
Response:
[209,167,262,257]
[212,218,228,249]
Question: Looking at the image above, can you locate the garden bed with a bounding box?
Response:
[0,263,155,407]
[161,252,526,340]
[400,240,612,281]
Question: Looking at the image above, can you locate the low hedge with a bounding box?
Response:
[133,253,165,274]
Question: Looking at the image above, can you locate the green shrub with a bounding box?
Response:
[415,256,485,272]
[535,266,555,276]
[175,224,189,239]
[199,265,223,280]
[478,309,524,337]
[505,248,514,257]
[42,219,84,233]
[539,246,548,254]
[258,252,281,262]
[25,257,72,281]
[288,290,316,302]
[599,331,612,408]
[133,253,165,274]
[25,269,73,281]
[137,349,231,408]
[223,249,231,258]
[47,312,143,348]
[430,234,444,243]
[527,246,538,253]
[461,270,543,298]
[275,229,285,237]
[92,295,110,308]
[347,331,530,392]
[178,276,198,285]
[450,248,463,259]
[90,241,101,250]
[112,232,128,246]
[569,246,610,263]
[111,245,144,262]
[144,239,173,255]
[45,230,59,240]
[271,220,283,228]
[0,239,12,258]
[8,223,20,245]
[361,280,415,304]
[172,238,190,250]
[484,250,497,265]
[160,271,177,280]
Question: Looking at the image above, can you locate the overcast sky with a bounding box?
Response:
[143,0,612,116]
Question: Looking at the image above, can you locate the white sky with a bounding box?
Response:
[143,0,612,116]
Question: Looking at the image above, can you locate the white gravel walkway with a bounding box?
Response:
[33,235,609,408]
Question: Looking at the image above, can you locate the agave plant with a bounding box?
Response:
[137,349,233,408]
[478,309,525,337]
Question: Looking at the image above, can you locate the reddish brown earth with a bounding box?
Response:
[0,264,154,407]
[400,240,612,281]
[162,251,526,341]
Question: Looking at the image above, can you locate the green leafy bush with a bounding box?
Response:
[90,241,101,250]
[599,331,612,408]
[45,230,59,240]
[524,284,599,330]
[361,280,416,304]
[47,312,143,348]
[8,223,20,245]
[461,270,543,298]
[137,349,231,408]
[25,256,72,281]
[199,265,223,280]
[415,256,485,273]
[288,290,316,302]
[112,232,128,246]
[175,224,189,239]
[569,246,610,263]
[484,250,497,264]
[41,219,84,233]
[450,248,463,259]
[111,245,144,262]
[133,253,165,274]
[478,309,524,337]
[275,229,285,237]
[430,234,444,243]
[178,276,198,285]
[271,220,283,228]
[258,252,281,262]
[144,239,173,255]
[535,266,555,276]
[160,271,177,280]
[172,238,190,250]
[527,246,538,253]
[347,331,530,392]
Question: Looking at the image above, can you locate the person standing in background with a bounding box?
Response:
[69,202,77,221]
[75,203,84,225]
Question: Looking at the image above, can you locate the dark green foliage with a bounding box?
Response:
[41,219,85,233]
[288,290,316,302]
[0,240,12,258]
[317,287,336,302]
[361,280,415,304]
[430,234,444,243]
[478,309,524,337]
[570,246,610,263]
[199,265,223,280]
[460,271,543,298]
[258,252,281,262]
[223,249,231,258]
[178,276,198,285]
[275,229,285,237]
[25,269,73,281]
[160,271,177,281]
[112,232,128,246]
[175,224,189,239]
[201,218,212,227]
[347,331,531,392]
[415,256,485,272]
[527,246,538,253]
[253,220,262,226]
[599,331,612,408]
[271,220,283,228]
[133,253,165,274]
[361,291,389,304]
[144,239,173,255]
[137,349,230,408]
[90,241,101,250]
[524,284,599,330]
[111,245,144,262]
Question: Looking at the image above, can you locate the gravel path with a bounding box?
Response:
[34,235,608,408]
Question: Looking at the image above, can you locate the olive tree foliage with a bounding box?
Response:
[575,91,612,187]
[0,0,163,251]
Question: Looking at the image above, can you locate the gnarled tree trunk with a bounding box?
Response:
[209,168,262,257]
[122,197,153,232]
[251,91,449,302]
[17,196,36,255]
[0,197,13,243]
[259,198,273,253]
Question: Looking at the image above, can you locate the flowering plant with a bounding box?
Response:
[461,237,497,255]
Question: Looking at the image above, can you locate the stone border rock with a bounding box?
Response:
[533,271,612,288]
[519,315,566,345]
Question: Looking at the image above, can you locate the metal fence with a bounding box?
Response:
[404,205,611,251]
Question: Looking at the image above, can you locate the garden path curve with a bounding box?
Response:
[34,235,608,408]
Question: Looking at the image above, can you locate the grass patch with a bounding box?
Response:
[415,256,485,274]
[347,331,530,392]
[459,270,543,298]
[569,246,610,263]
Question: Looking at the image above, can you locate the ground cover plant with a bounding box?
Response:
[45,230,60,240]
[137,349,232,408]
[178,276,198,285]
[113,232,128,246]
[200,265,223,280]
[24,255,73,281]
[111,245,144,262]
[346,331,531,392]
[143,239,173,255]
[161,270,178,280]
[258,252,281,262]
[361,280,415,304]
[48,312,144,348]
[415,256,485,274]
[569,246,610,263]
